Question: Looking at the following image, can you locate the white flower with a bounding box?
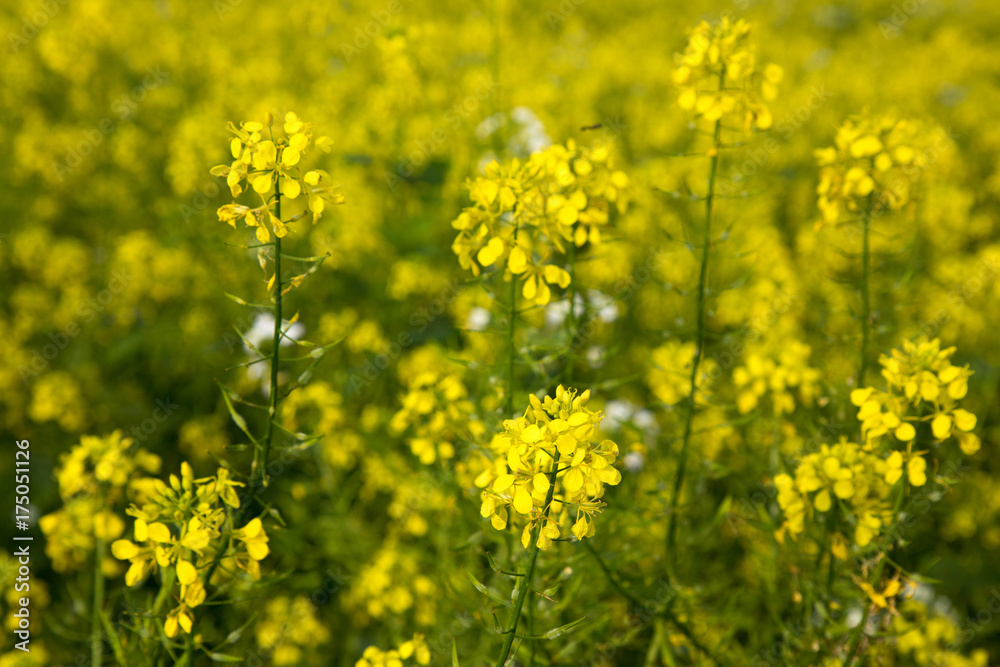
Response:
[465,307,491,332]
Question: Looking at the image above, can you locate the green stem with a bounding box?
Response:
[504,229,519,415]
[565,241,577,384]
[259,184,282,488]
[859,194,873,386]
[667,106,723,576]
[494,458,558,667]
[844,474,907,665]
[149,566,176,659]
[92,535,106,666]
[582,540,722,665]
[205,179,285,588]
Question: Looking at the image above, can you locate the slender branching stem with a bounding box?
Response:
[92,533,106,667]
[858,193,874,386]
[667,74,724,576]
[494,457,558,667]
[259,183,282,487]
[844,473,907,665]
[565,241,577,384]
[504,227,519,416]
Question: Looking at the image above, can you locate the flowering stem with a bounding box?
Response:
[504,229,519,415]
[495,458,558,667]
[91,534,105,667]
[565,241,577,384]
[844,473,906,665]
[259,185,282,488]
[858,194,873,386]
[667,105,723,576]
[150,566,176,659]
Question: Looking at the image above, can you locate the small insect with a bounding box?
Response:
[580,123,603,131]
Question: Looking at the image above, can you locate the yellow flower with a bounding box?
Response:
[211,114,344,241]
[673,17,780,131]
[478,386,621,549]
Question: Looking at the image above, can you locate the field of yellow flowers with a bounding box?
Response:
[2,0,999,665]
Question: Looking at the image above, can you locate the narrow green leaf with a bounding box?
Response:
[463,567,512,608]
[544,615,587,640]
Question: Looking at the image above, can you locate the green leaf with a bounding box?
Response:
[216,379,258,446]
[486,551,502,572]
[208,653,244,662]
[463,567,512,608]
[452,638,460,667]
[545,616,587,639]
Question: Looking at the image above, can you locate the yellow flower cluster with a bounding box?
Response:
[389,366,485,465]
[355,635,431,667]
[212,112,344,242]
[254,596,331,666]
[774,440,893,547]
[451,141,629,306]
[477,386,622,548]
[39,431,161,573]
[733,341,821,415]
[815,111,942,225]
[851,338,979,454]
[775,338,980,550]
[342,544,436,626]
[647,340,718,406]
[111,463,270,638]
[673,16,782,130]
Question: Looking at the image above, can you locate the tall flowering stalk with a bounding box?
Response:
[450,142,628,663]
[665,16,782,576]
[477,386,621,665]
[814,111,942,384]
[105,112,345,655]
[771,338,980,660]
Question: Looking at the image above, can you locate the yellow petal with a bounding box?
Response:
[282,178,301,199]
[253,173,272,194]
[111,540,139,560]
[931,414,952,440]
[513,486,533,515]
[952,409,977,432]
[146,523,172,543]
[563,467,584,492]
[814,490,832,512]
[507,246,527,274]
[476,237,504,267]
[894,423,916,441]
[176,560,198,585]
